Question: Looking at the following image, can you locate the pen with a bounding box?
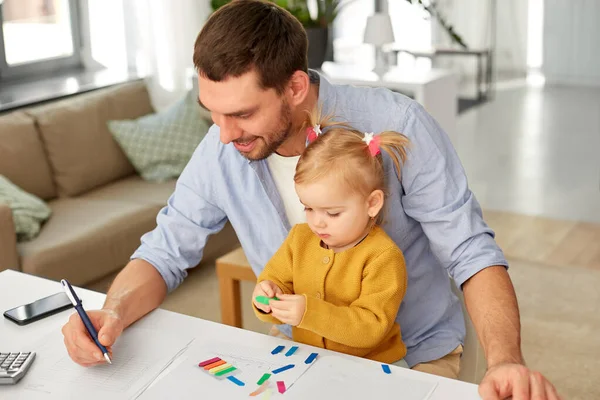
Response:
[61,279,112,364]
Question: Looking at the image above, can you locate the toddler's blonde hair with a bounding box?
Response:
[294,108,410,223]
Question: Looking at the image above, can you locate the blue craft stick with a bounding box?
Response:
[304,353,318,364]
[272,364,295,374]
[382,364,391,374]
[227,376,245,386]
[285,346,299,357]
[271,345,285,355]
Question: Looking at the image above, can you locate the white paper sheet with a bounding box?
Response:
[289,355,439,400]
[141,342,438,400]
[140,341,317,399]
[2,327,194,400]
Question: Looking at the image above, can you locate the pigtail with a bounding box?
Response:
[376,131,410,178]
[303,105,350,143]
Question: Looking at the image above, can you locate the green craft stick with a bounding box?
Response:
[257,372,271,385]
[255,295,279,305]
[215,366,236,376]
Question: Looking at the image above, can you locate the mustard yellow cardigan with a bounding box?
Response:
[254,223,407,364]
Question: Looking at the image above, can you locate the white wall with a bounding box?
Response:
[543,0,600,86]
[432,0,529,78]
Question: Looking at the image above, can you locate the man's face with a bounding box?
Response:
[198,70,293,160]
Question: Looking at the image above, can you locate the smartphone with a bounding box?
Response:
[3,292,74,325]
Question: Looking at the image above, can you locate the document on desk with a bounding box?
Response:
[140,341,437,399]
[289,355,439,400]
[3,327,194,400]
[140,341,317,399]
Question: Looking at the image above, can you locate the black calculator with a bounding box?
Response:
[0,352,36,384]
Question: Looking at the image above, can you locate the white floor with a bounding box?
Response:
[450,82,600,224]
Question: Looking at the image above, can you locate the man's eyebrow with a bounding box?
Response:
[197,98,256,117]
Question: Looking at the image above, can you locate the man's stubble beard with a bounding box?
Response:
[241,101,294,161]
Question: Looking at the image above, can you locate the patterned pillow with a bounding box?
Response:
[108,90,210,182]
[0,175,52,242]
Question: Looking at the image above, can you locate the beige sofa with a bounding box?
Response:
[0,81,238,286]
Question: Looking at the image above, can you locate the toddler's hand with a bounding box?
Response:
[270,294,306,326]
[252,280,282,313]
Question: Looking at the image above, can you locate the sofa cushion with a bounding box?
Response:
[25,81,154,197]
[84,175,176,205]
[0,175,52,242]
[18,198,162,285]
[0,111,56,200]
[108,91,210,182]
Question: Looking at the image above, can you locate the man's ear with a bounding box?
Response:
[286,70,310,107]
[367,189,385,218]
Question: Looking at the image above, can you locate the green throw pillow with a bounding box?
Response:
[0,175,52,242]
[108,90,210,182]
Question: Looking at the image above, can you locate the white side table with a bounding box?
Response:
[320,62,458,136]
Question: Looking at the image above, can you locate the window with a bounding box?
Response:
[0,0,82,80]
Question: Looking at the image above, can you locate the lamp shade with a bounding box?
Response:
[363,13,395,46]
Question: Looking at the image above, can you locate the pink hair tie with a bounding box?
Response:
[362,132,381,156]
[306,124,322,143]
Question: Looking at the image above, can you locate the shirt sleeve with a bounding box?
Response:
[131,130,228,292]
[399,102,508,288]
[298,246,407,349]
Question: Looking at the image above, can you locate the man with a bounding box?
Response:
[62,1,560,399]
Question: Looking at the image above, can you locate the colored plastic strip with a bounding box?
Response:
[198,357,221,367]
[204,359,226,370]
[285,346,298,357]
[227,375,245,386]
[271,345,285,355]
[215,366,236,377]
[381,364,391,374]
[277,381,286,394]
[272,364,294,374]
[304,353,318,364]
[255,295,279,305]
[249,381,269,397]
[210,363,232,374]
[257,373,271,385]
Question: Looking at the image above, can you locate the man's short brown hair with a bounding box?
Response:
[193,0,308,94]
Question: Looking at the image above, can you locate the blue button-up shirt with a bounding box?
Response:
[132,72,508,367]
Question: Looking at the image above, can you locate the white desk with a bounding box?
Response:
[320,61,458,137]
[0,270,480,399]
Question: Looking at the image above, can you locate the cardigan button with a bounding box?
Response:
[316,292,321,299]
[322,256,330,264]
